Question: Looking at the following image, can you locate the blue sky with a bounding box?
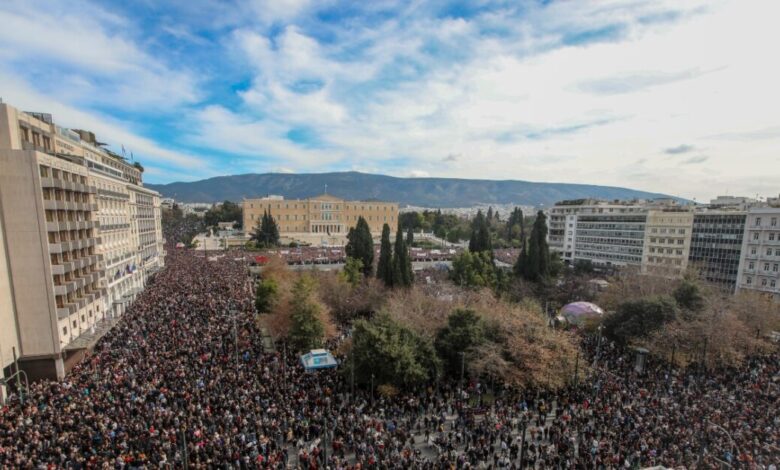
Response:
[0,0,778,201]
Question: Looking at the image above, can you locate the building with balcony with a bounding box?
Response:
[736,207,780,300]
[0,101,164,382]
[243,194,398,245]
[641,209,694,277]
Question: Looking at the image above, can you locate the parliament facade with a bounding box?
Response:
[243,194,398,244]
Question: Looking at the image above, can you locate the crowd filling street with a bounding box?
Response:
[0,250,778,469]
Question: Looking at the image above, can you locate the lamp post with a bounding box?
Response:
[707,420,738,465]
[459,351,466,396]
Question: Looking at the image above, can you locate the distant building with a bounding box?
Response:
[243,194,398,245]
[736,207,780,300]
[689,211,747,293]
[641,209,694,277]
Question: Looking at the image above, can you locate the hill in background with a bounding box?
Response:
[147,171,679,208]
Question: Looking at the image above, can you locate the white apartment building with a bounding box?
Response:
[0,102,164,383]
[641,209,694,277]
[736,207,780,300]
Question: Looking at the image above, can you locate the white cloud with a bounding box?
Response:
[409,170,430,178]
[0,73,210,173]
[192,0,780,200]
[0,0,199,109]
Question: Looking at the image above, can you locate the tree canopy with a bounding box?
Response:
[435,309,487,379]
[346,217,374,276]
[250,211,280,247]
[377,224,395,287]
[515,210,551,282]
[349,313,440,387]
[288,275,325,351]
[392,225,413,287]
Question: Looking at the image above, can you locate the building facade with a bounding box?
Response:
[736,207,780,300]
[688,211,747,293]
[0,102,164,384]
[243,194,398,245]
[641,209,694,277]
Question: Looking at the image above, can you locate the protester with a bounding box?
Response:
[0,249,777,468]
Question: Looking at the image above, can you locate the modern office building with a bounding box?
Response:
[243,194,398,245]
[0,102,164,383]
[641,209,694,277]
[688,211,747,292]
[736,206,780,300]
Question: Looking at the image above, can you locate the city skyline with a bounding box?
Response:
[1,0,778,201]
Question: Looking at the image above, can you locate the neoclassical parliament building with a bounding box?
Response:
[242,194,398,245]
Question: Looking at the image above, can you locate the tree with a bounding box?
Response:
[377,224,395,287]
[204,200,243,228]
[341,257,364,288]
[506,207,524,244]
[435,309,487,378]
[392,225,413,287]
[468,210,492,253]
[406,227,414,246]
[346,217,374,276]
[255,278,278,313]
[288,275,325,351]
[450,251,497,289]
[673,277,704,313]
[602,296,679,346]
[515,210,550,282]
[250,210,280,247]
[349,313,440,387]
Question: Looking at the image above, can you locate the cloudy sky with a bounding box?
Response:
[1,0,778,201]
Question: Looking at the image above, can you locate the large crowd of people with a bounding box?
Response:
[0,249,777,468]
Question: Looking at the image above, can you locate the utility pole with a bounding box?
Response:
[459,351,466,396]
[519,418,527,468]
[573,352,579,388]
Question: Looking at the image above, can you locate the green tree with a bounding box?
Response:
[250,211,281,247]
[673,278,704,313]
[341,257,364,288]
[515,210,550,282]
[376,224,395,287]
[435,309,487,378]
[346,217,374,276]
[392,226,413,287]
[349,313,440,387]
[603,296,679,346]
[288,275,325,351]
[204,200,243,228]
[406,227,414,246]
[468,210,492,253]
[450,251,497,289]
[255,278,278,313]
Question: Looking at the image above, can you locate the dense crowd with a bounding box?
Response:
[0,249,777,468]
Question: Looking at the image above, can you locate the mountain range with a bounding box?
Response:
[147,171,679,208]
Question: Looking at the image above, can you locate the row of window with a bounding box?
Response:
[750,231,779,241]
[649,238,685,245]
[753,217,779,227]
[650,227,687,234]
[249,202,395,211]
[744,277,777,288]
[748,247,780,256]
[746,261,780,272]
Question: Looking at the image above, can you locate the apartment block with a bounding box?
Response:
[736,207,780,300]
[243,194,398,245]
[0,102,164,383]
[688,211,747,293]
[641,209,694,277]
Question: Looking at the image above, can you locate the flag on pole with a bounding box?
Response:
[121,145,126,158]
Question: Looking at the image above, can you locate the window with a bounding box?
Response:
[755,217,762,226]
[63,326,67,335]
[770,233,776,241]
[773,264,778,272]
[771,280,777,288]
[753,232,760,240]
[749,262,754,270]
[751,248,757,255]
[764,263,770,271]
[746,276,752,285]
[761,278,768,286]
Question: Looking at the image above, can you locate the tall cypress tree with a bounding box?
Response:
[377,224,394,287]
[406,227,414,247]
[515,210,550,282]
[346,216,374,276]
[392,225,413,287]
